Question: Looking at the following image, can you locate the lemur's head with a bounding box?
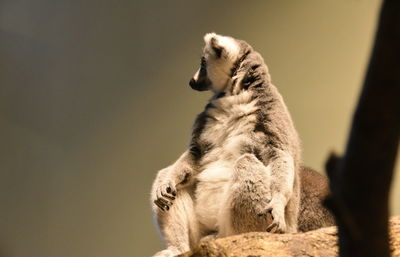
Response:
[189,33,251,93]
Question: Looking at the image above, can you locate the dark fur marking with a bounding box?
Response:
[230,50,251,78]
[190,112,209,161]
[240,144,264,164]
[205,102,215,109]
[190,98,220,161]
[180,172,192,185]
[232,77,238,87]
[215,92,226,99]
[253,82,264,88]
[189,143,202,160]
[210,38,222,58]
[213,46,222,58]
[190,56,211,91]
[202,141,213,154]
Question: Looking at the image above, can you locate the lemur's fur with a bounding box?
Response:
[150,33,333,257]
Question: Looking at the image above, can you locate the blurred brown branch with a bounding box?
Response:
[325,0,400,256]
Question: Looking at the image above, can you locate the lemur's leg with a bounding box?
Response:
[266,149,298,233]
[284,189,300,233]
[152,187,200,257]
[283,154,300,233]
[151,152,201,257]
[218,154,273,237]
[151,167,201,257]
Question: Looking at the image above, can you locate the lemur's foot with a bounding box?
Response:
[265,197,287,233]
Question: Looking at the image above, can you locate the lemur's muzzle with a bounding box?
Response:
[189,78,197,89]
[189,68,211,91]
[189,78,210,91]
[189,78,209,91]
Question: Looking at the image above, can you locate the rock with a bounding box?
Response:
[179,216,400,257]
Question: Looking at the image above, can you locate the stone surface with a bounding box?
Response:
[179,216,400,257]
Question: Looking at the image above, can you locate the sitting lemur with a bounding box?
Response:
[150,33,334,257]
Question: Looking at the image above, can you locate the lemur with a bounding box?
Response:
[150,33,333,257]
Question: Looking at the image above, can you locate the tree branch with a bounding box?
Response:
[325,1,400,256]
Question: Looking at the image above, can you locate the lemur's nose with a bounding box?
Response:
[189,78,197,88]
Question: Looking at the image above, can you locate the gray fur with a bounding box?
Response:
[224,154,274,234]
[298,166,335,232]
[150,33,328,257]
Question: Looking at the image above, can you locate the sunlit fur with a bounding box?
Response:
[151,33,301,257]
[202,33,240,92]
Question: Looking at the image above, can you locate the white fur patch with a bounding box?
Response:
[195,161,231,229]
[203,33,240,59]
[193,69,200,81]
[203,33,216,45]
[203,33,241,93]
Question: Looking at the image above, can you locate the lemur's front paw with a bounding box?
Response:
[154,181,177,211]
[265,198,287,233]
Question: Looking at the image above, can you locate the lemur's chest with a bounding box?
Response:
[199,93,258,162]
[194,94,259,230]
[201,111,254,147]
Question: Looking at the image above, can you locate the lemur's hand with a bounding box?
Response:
[154,177,177,211]
[265,195,287,233]
[153,164,194,211]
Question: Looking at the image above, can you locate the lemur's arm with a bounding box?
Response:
[169,150,197,189]
[265,148,296,232]
[152,110,207,212]
[152,150,197,211]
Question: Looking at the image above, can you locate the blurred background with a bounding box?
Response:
[0,0,398,256]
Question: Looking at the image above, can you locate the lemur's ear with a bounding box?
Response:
[204,33,223,58]
[210,37,223,58]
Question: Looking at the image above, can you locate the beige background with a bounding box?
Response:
[0,1,398,257]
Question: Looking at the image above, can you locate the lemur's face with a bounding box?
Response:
[189,33,240,93]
